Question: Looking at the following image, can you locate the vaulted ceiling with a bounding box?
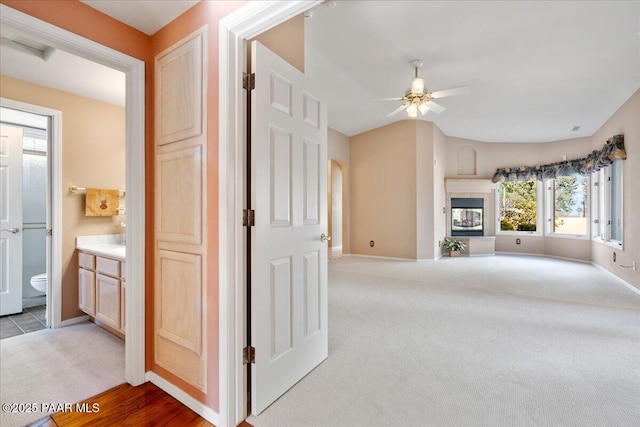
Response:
[2,1,638,143]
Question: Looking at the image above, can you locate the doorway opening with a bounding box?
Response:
[0,107,50,336]
[1,4,145,386]
[328,159,344,259]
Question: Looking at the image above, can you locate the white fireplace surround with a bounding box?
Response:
[445,179,496,255]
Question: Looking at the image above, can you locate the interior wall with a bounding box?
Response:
[328,127,350,253]
[249,14,305,73]
[149,0,246,410]
[589,90,639,288]
[416,121,434,260]
[330,161,343,249]
[350,120,417,259]
[0,75,125,320]
[433,125,447,258]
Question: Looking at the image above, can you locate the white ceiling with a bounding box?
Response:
[80,0,199,36]
[305,1,640,142]
[2,1,638,143]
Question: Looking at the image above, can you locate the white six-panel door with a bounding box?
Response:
[250,41,328,414]
[0,125,23,316]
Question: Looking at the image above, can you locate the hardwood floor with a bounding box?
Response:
[29,382,252,427]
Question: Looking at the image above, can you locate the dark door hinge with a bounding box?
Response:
[243,209,255,227]
[243,72,255,91]
[243,346,255,364]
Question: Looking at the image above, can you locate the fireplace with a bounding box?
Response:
[451,198,484,236]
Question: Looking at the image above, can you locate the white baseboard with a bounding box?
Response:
[329,245,342,251]
[22,296,46,308]
[350,254,416,262]
[59,315,89,327]
[146,371,219,426]
[495,251,591,264]
[592,263,640,296]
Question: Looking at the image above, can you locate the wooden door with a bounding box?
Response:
[96,273,120,329]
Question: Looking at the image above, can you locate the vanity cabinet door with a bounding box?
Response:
[96,273,121,329]
[78,268,96,316]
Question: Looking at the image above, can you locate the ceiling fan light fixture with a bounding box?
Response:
[411,77,425,94]
[406,103,418,118]
[419,102,429,115]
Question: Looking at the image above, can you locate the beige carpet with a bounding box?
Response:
[0,322,125,427]
[250,255,640,426]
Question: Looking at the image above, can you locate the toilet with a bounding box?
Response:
[30,273,47,294]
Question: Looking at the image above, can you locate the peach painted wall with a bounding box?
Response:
[1,75,126,320]
[149,0,245,410]
[350,120,417,258]
[589,90,639,288]
[250,14,305,73]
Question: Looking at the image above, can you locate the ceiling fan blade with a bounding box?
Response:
[426,101,446,113]
[370,97,405,102]
[430,85,470,99]
[387,104,408,117]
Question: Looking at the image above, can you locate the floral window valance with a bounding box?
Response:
[492,134,626,183]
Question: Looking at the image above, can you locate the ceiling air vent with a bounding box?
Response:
[572,126,581,132]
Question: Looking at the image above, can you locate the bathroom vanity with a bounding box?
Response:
[76,235,126,338]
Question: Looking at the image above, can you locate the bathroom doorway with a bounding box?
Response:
[0,104,58,337]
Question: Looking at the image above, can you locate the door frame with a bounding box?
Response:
[218,1,322,425]
[0,98,61,325]
[1,5,146,386]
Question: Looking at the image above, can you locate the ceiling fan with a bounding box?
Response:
[373,59,470,118]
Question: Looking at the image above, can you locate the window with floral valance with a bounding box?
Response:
[491,134,626,183]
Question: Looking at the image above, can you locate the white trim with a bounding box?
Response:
[22,296,46,308]
[350,254,418,262]
[59,315,90,327]
[0,97,62,328]
[218,2,321,426]
[146,371,219,425]
[592,263,640,296]
[0,4,146,386]
[495,251,592,264]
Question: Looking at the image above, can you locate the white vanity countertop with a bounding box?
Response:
[76,234,126,260]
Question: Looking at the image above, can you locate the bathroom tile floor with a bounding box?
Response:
[0,305,47,340]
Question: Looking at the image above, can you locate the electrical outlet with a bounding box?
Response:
[613,252,616,262]
[370,240,375,247]
[516,238,521,245]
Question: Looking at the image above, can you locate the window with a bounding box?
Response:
[497,181,540,233]
[591,169,604,241]
[546,174,589,237]
[591,163,623,248]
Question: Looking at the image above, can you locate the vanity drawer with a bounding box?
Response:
[96,256,120,277]
[78,252,95,270]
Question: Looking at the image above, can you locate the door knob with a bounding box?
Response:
[320,233,331,242]
[1,227,20,234]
